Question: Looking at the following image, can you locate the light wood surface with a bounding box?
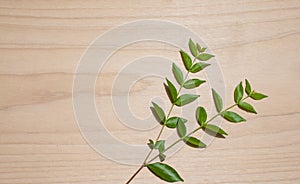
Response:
[0,0,299,183]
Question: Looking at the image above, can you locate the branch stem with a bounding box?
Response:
[125,164,145,184]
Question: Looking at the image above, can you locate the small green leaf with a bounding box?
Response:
[245,79,252,95]
[166,78,178,103]
[238,101,257,114]
[154,140,166,162]
[154,140,165,153]
[147,162,184,182]
[188,39,198,57]
[196,106,207,126]
[250,91,268,100]
[212,89,223,112]
[196,43,202,53]
[151,102,166,125]
[234,82,244,103]
[159,153,166,162]
[175,94,200,107]
[166,117,187,129]
[200,47,207,52]
[190,62,210,73]
[177,120,186,138]
[180,50,192,70]
[204,124,228,136]
[183,79,206,89]
[221,111,246,123]
[196,53,214,61]
[147,139,154,149]
[184,136,206,148]
[172,63,184,85]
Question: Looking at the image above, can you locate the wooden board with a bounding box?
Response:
[0,0,299,183]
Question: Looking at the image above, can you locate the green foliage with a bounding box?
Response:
[221,111,246,123]
[148,139,154,149]
[175,94,199,107]
[212,89,223,112]
[244,79,268,100]
[238,102,257,114]
[245,79,252,95]
[151,102,165,125]
[196,43,202,53]
[188,39,198,57]
[172,63,184,85]
[204,124,228,137]
[183,79,205,89]
[166,117,187,129]
[180,50,192,70]
[196,53,214,61]
[176,120,187,138]
[165,78,178,103]
[184,136,206,148]
[190,62,210,73]
[250,91,268,100]
[147,162,184,182]
[154,140,165,153]
[196,106,207,126]
[234,82,244,103]
[200,47,207,52]
[159,153,166,162]
[126,39,268,184]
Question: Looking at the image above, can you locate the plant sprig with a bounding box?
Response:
[125,39,267,183]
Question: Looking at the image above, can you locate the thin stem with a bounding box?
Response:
[146,95,250,164]
[156,104,175,142]
[125,164,145,184]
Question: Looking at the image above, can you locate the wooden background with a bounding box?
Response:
[0,0,299,183]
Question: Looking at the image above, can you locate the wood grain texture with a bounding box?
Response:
[0,0,299,183]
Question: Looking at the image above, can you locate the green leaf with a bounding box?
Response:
[204,124,228,137]
[245,79,252,95]
[151,102,166,125]
[175,94,200,107]
[154,140,166,162]
[238,101,257,114]
[183,79,205,89]
[184,136,206,148]
[196,43,202,53]
[166,78,178,103]
[148,139,154,149]
[166,117,187,129]
[190,62,210,73]
[154,140,165,153]
[188,38,198,57]
[172,63,184,85]
[200,47,207,52]
[221,111,246,123]
[234,82,244,103]
[196,53,214,61]
[180,50,192,70]
[196,106,207,126]
[177,120,186,138]
[250,91,268,100]
[147,162,184,182]
[159,153,166,162]
[212,89,223,112]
